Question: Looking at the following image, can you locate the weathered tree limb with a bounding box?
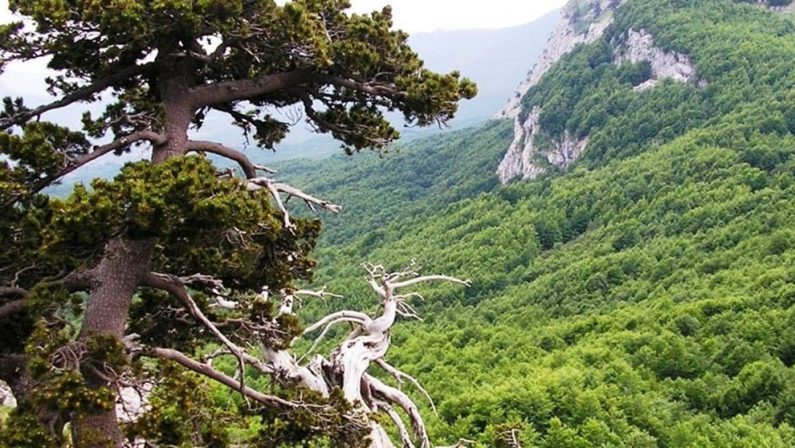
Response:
[436,439,476,448]
[366,374,431,448]
[131,264,468,448]
[374,399,417,448]
[142,272,249,394]
[304,311,370,334]
[138,346,297,408]
[246,176,342,229]
[375,359,437,415]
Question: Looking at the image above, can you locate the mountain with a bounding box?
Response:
[496,0,795,183]
[275,0,795,445]
[407,10,561,127]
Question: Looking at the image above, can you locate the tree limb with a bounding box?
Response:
[0,271,92,319]
[299,94,392,149]
[186,140,258,179]
[190,70,406,109]
[0,63,155,130]
[29,130,166,196]
[303,311,370,335]
[375,359,437,415]
[191,70,313,107]
[246,176,342,229]
[142,272,249,395]
[0,286,28,299]
[366,374,431,448]
[138,346,296,408]
[374,399,416,448]
[390,275,471,291]
[0,298,26,320]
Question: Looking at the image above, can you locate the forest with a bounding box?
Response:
[277,0,795,446]
[2,0,795,447]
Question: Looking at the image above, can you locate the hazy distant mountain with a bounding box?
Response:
[408,9,561,126]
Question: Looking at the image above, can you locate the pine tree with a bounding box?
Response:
[0,1,475,446]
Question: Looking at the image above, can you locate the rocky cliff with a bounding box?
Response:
[496,0,702,183]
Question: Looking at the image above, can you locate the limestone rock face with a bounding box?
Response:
[496,1,703,184]
[497,0,621,183]
[497,0,619,120]
[616,29,697,92]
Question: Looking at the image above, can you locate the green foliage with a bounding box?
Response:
[40,155,321,291]
[272,1,795,446]
[126,362,233,447]
[254,388,369,448]
[1,0,475,152]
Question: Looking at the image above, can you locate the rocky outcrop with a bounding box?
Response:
[0,380,16,408]
[497,0,621,183]
[745,0,795,13]
[615,29,697,91]
[497,108,589,183]
[496,1,703,184]
[497,0,620,120]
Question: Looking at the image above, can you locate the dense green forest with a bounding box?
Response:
[271,0,795,446]
[4,0,795,446]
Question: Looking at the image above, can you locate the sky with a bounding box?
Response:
[0,0,565,144]
[1,0,566,33]
[342,0,566,33]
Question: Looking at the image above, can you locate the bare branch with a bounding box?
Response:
[367,374,431,448]
[374,399,416,448]
[0,63,155,130]
[299,316,362,362]
[142,272,249,395]
[293,287,343,301]
[139,346,297,408]
[436,439,476,448]
[375,359,437,415]
[303,311,370,335]
[390,275,471,291]
[247,176,342,229]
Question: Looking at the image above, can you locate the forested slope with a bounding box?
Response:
[278,0,795,446]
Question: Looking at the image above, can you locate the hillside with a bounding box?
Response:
[277,0,795,446]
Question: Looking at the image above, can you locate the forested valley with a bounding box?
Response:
[2,0,795,447]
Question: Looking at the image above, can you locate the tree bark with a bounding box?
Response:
[73,57,196,446]
[73,238,155,448]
